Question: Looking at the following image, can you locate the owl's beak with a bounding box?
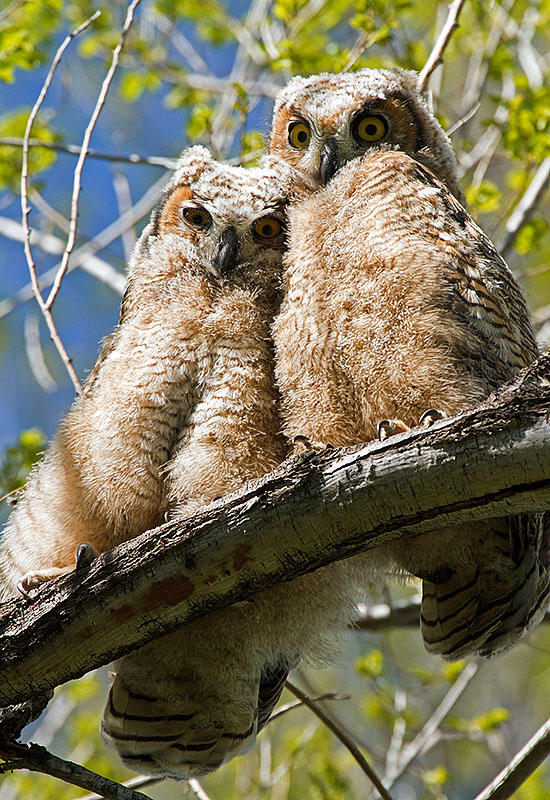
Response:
[213,227,239,275]
[319,138,339,185]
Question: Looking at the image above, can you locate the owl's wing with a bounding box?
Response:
[102,631,293,779]
[410,162,549,658]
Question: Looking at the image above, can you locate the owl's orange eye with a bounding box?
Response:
[288,120,311,149]
[352,113,388,144]
[181,206,212,229]
[252,216,283,239]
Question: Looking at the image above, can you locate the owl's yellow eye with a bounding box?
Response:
[253,216,283,239]
[181,205,212,229]
[352,113,389,144]
[288,120,311,150]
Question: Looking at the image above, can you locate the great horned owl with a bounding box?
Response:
[269,69,549,660]
[0,147,364,778]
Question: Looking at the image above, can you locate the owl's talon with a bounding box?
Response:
[291,434,328,455]
[377,418,410,441]
[418,408,446,427]
[16,578,36,602]
[76,542,98,570]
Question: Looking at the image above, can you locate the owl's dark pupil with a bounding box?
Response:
[365,124,377,136]
[262,224,273,235]
[192,212,204,224]
[297,130,307,142]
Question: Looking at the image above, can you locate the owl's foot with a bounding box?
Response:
[377,418,409,441]
[418,408,446,427]
[17,542,99,600]
[76,542,99,569]
[291,434,331,455]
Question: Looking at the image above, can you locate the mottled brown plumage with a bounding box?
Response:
[270,85,549,660]
[0,146,365,779]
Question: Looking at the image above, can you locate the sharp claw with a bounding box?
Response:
[377,419,409,441]
[16,579,36,602]
[76,542,98,570]
[292,434,312,449]
[419,408,446,427]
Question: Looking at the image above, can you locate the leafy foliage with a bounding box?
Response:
[1,1,550,798]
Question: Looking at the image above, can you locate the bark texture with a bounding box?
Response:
[0,354,549,706]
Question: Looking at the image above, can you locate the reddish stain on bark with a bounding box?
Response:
[109,605,135,624]
[232,543,253,571]
[203,574,217,585]
[141,576,195,610]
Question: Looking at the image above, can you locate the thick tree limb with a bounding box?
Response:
[0,355,549,707]
[0,740,154,800]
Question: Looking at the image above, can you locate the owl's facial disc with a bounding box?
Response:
[213,226,239,275]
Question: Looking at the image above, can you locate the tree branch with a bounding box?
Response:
[0,740,154,800]
[418,0,467,90]
[472,716,550,800]
[285,680,393,800]
[0,137,178,169]
[0,354,549,707]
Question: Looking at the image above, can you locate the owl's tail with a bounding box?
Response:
[101,632,291,779]
[420,513,550,660]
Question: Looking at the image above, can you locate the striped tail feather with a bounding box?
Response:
[101,644,293,779]
[420,513,550,660]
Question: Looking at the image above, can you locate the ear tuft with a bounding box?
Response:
[171,145,214,189]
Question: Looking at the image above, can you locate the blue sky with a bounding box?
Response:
[0,15,264,454]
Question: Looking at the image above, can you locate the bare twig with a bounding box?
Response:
[20,11,100,396]
[189,778,214,800]
[0,216,125,318]
[499,157,550,257]
[112,168,137,262]
[418,0,467,90]
[268,692,349,723]
[0,740,154,800]
[23,312,57,392]
[285,680,394,800]
[1,137,178,169]
[47,0,142,313]
[354,597,421,631]
[383,662,479,790]
[74,775,161,800]
[472,717,550,800]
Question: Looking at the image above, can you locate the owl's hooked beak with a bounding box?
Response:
[319,137,339,185]
[213,227,239,275]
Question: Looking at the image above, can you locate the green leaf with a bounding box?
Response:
[465,180,502,213]
[422,765,450,786]
[0,108,59,191]
[514,218,549,254]
[355,649,383,679]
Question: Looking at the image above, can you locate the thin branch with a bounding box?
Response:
[499,157,550,257]
[269,693,349,723]
[383,662,479,790]
[285,680,394,800]
[354,597,421,631]
[189,778,214,800]
[75,775,161,800]
[0,215,125,318]
[46,0,142,313]
[0,740,154,800]
[20,11,100,396]
[23,312,57,393]
[418,0,467,90]
[1,137,178,169]
[472,717,550,800]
